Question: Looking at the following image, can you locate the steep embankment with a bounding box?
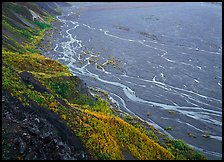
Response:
[2,2,207,160]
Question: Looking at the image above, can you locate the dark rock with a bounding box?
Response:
[28,126,40,135]
[40,132,52,143]
[3,85,92,160]
[19,140,26,154]
[12,119,19,124]
[25,152,35,160]
[34,118,40,123]
[6,113,12,120]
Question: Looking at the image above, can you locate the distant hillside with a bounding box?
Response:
[2,2,207,160]
[2,2,71,52]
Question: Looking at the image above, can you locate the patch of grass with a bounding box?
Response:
[202,132,211,138]
[131,122,159,143]
[164,126,174,131]
[166,139,207,160]
[92,97,112,115]
[70,108,174,160]
[89,56,99,64]
[124,114,134,121]
[167,110,176,115]
[102,57,120,68]
[33,21,52,30]
[96,64,103,70]
[187,132,196,138]
[3,19,32,43]
[26,47,41,54]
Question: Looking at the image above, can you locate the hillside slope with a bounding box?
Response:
[2,2,207,160]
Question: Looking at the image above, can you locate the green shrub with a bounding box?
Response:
[164,126,174,131]
[33,21,52,29]
[168,139,207,160]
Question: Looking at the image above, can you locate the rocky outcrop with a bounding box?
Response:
[2,89,93,160]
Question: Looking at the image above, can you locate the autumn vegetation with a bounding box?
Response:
[2,2,207,160]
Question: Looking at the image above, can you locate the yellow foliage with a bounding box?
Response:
[49,101,58,108]
[3,51,71,78]
[50,107,58,113]
[61,114,67,120]
[69,108,174,160]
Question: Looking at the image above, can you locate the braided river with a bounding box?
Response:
[43,2,222,159]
